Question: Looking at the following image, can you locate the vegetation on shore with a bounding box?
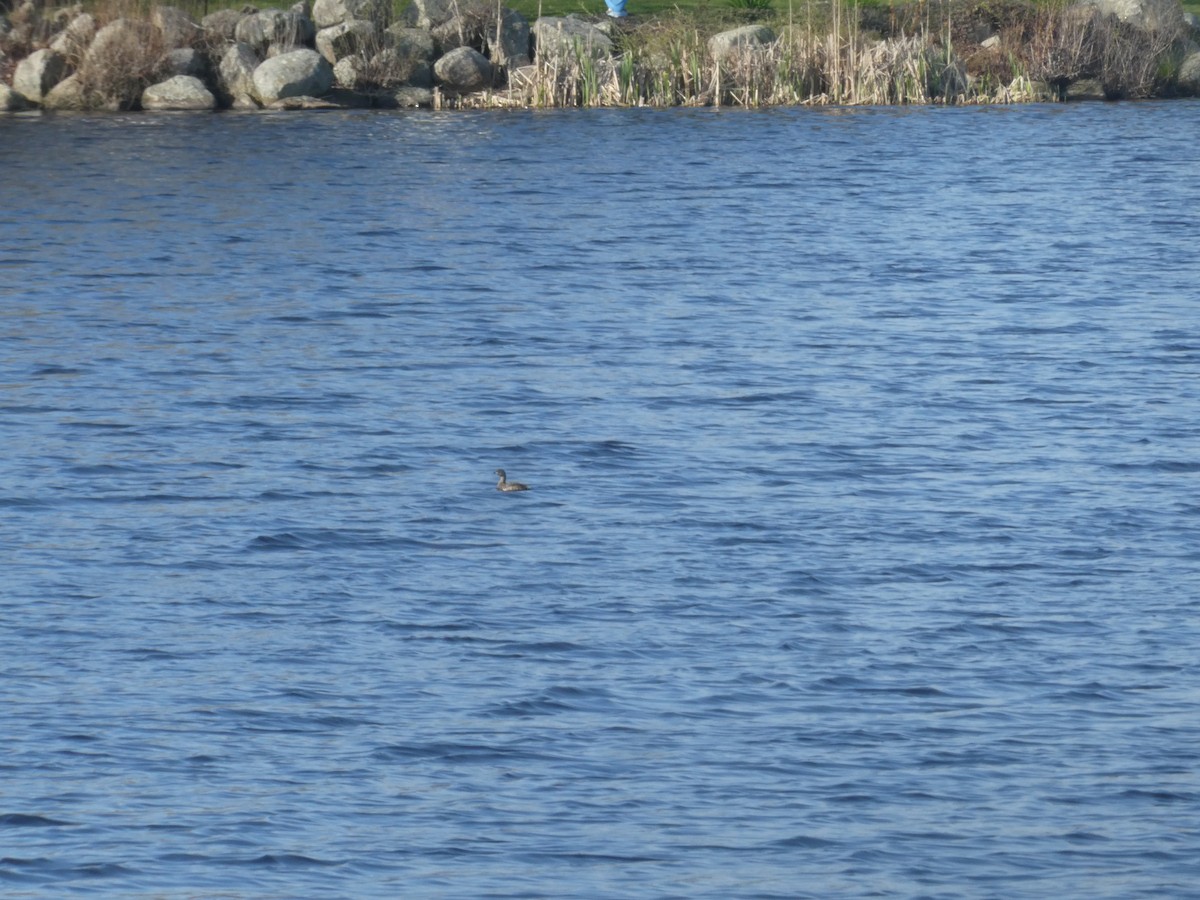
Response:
[2,0,1197,109]
[481,0,1197,106]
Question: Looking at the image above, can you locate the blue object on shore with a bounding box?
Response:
[606,0,627,16]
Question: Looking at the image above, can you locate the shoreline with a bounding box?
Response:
[2,0,1199,112]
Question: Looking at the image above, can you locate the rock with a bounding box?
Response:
[369,44,433,87]
[219,42,260,100]
[267,93,342,108]
[981,34,1001,49]
[324,86,375,106]
[532,16,613,61]
[142,74,217,109]
[165,47,208,78]
[251,47,333,102]
[385,24,436,62]
[708,25,775,65]
[274,10,316,47]
[1073,0,1182,30]
[386,84,433,106]
[432,14,484,53]
[433,45,492,91]
[1184,11,1200,35]
[315,18,376,63]
[333,56,361,87]
[235,8,269,45]
[312,0,383,28]
[488,9,531,68]
[49,12,96,58]
[1065,76,1106,100]
[1180,48,1200,94]
[235,8,313,50]
[13,49,68,104]
[410,0,457,29]
[152,5,201,48]
[236,8,273,47]
[201,7,244,40]
[0,82,32,111]
[41,73,88,110]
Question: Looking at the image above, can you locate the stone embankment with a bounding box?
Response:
[1,0,1198,111]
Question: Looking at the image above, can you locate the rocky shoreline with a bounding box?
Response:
[2,0,1198,111]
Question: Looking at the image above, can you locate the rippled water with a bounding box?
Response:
[3,102,1200,897]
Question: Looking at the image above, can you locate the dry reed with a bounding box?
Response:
[490,0,1189,108]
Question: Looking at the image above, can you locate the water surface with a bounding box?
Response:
[2,102,1200,897]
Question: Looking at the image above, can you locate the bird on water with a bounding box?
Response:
[495,469,529,492]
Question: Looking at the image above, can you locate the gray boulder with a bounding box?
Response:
[313,0,384,28]
[13,49,68,103]
[237,8,314,50]
[165,47,208,78]
[219,42,260,101]
[252,47,334,102]
[273,10,317,47]
[369,42,434,87]
[433,45,493,91]
[267,93,343,108]
[333,56,362,87]
[1,82,31,111]
[410,0,458,29]
[49,12,96,58]
[385,24,436,61]
[1065,77,1106,100]
[432,15,482,53]
[152,5,202,48]
[381,84,433,106]
[201,7,243,40]
[1180,48,1200,94]
[488,9,531,68]
[235,9,270,46]
[1073,0,1183,30]
[41,73,89,110]
[142,74,217,109]
[532,16,613,61]
[315,18,376,63]
[708,25,775,64]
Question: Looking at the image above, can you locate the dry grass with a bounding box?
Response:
[76,11,167,108]
[487,0,1190,107]
[500,15,989,106]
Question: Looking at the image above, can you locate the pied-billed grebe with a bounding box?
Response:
[495,469,529,492]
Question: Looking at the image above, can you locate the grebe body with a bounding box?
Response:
[495,469,529,492]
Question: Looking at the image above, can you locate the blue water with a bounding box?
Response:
[2,102,1200,898]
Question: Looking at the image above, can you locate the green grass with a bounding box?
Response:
[95,0,1200,26]
[494,0,1200,26]
[81,0,1200,35]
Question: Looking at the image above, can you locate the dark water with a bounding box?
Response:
[2,102,1200,898]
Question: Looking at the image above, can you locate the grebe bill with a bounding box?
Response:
[495,469,529,492]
